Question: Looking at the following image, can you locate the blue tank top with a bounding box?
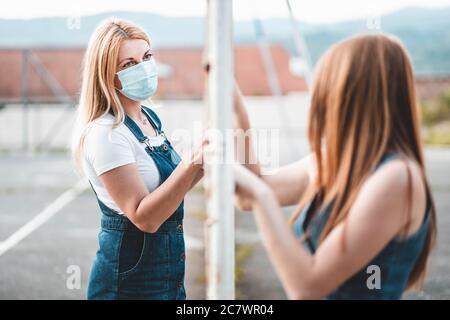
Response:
[292,152,431,299]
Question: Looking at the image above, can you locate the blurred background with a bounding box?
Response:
[0,0,449,299]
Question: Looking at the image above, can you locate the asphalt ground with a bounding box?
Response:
[0,98,448,299]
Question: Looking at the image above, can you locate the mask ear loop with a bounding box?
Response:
[113,71,124,92]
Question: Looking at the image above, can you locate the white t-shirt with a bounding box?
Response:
[82,112,165,214]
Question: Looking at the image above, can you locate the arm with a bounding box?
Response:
[87,121,205,233]
[234,159,420,299]
[261,155,314,207]
[190,168,204,189]
[100,158,201,233]
[233,82,261,176]
[233,82,313,207]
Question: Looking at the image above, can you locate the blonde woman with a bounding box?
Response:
[72,19,204,300]
[233,34,437,299]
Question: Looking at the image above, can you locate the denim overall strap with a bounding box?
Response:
[142,106,162,133]
[142,106,173,148]
[90,107,183,221]
[122,106,184,221]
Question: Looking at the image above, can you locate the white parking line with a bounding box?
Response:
[0,178,206,255]
[0,179,88,258]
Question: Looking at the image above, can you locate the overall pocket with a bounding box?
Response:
[117,231,171,298]
[118,230,146,276]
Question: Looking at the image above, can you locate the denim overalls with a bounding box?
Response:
[293,152,431,299]
[87,106,186,300]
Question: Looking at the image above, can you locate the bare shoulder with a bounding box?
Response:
[360,156,427,236]
[372,156,424,196]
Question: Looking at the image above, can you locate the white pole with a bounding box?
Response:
[286,0,313,89]
[253,19,282,97]
[205,0,235,300]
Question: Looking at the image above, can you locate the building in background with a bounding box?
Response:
[0,46,307,104]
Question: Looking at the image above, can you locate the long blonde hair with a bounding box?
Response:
[289,34,437,289]
[71,18,150,171]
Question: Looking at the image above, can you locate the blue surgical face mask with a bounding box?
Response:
[116,58,158,101]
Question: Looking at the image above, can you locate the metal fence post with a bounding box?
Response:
[205,0,235,300]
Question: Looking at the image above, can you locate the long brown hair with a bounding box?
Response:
[289,34,437,289]
[71,18,150,172]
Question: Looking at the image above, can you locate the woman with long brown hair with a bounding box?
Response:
[233,34,437,299]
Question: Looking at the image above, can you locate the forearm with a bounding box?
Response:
[135,160,200,232]
[234,88,261,176]
[190,168,204,189]
[260,155,312,207]
[252,186,320,299]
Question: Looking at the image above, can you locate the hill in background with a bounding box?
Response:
[1,6,450,76]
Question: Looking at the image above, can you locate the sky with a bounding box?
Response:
[2,0,450,23]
